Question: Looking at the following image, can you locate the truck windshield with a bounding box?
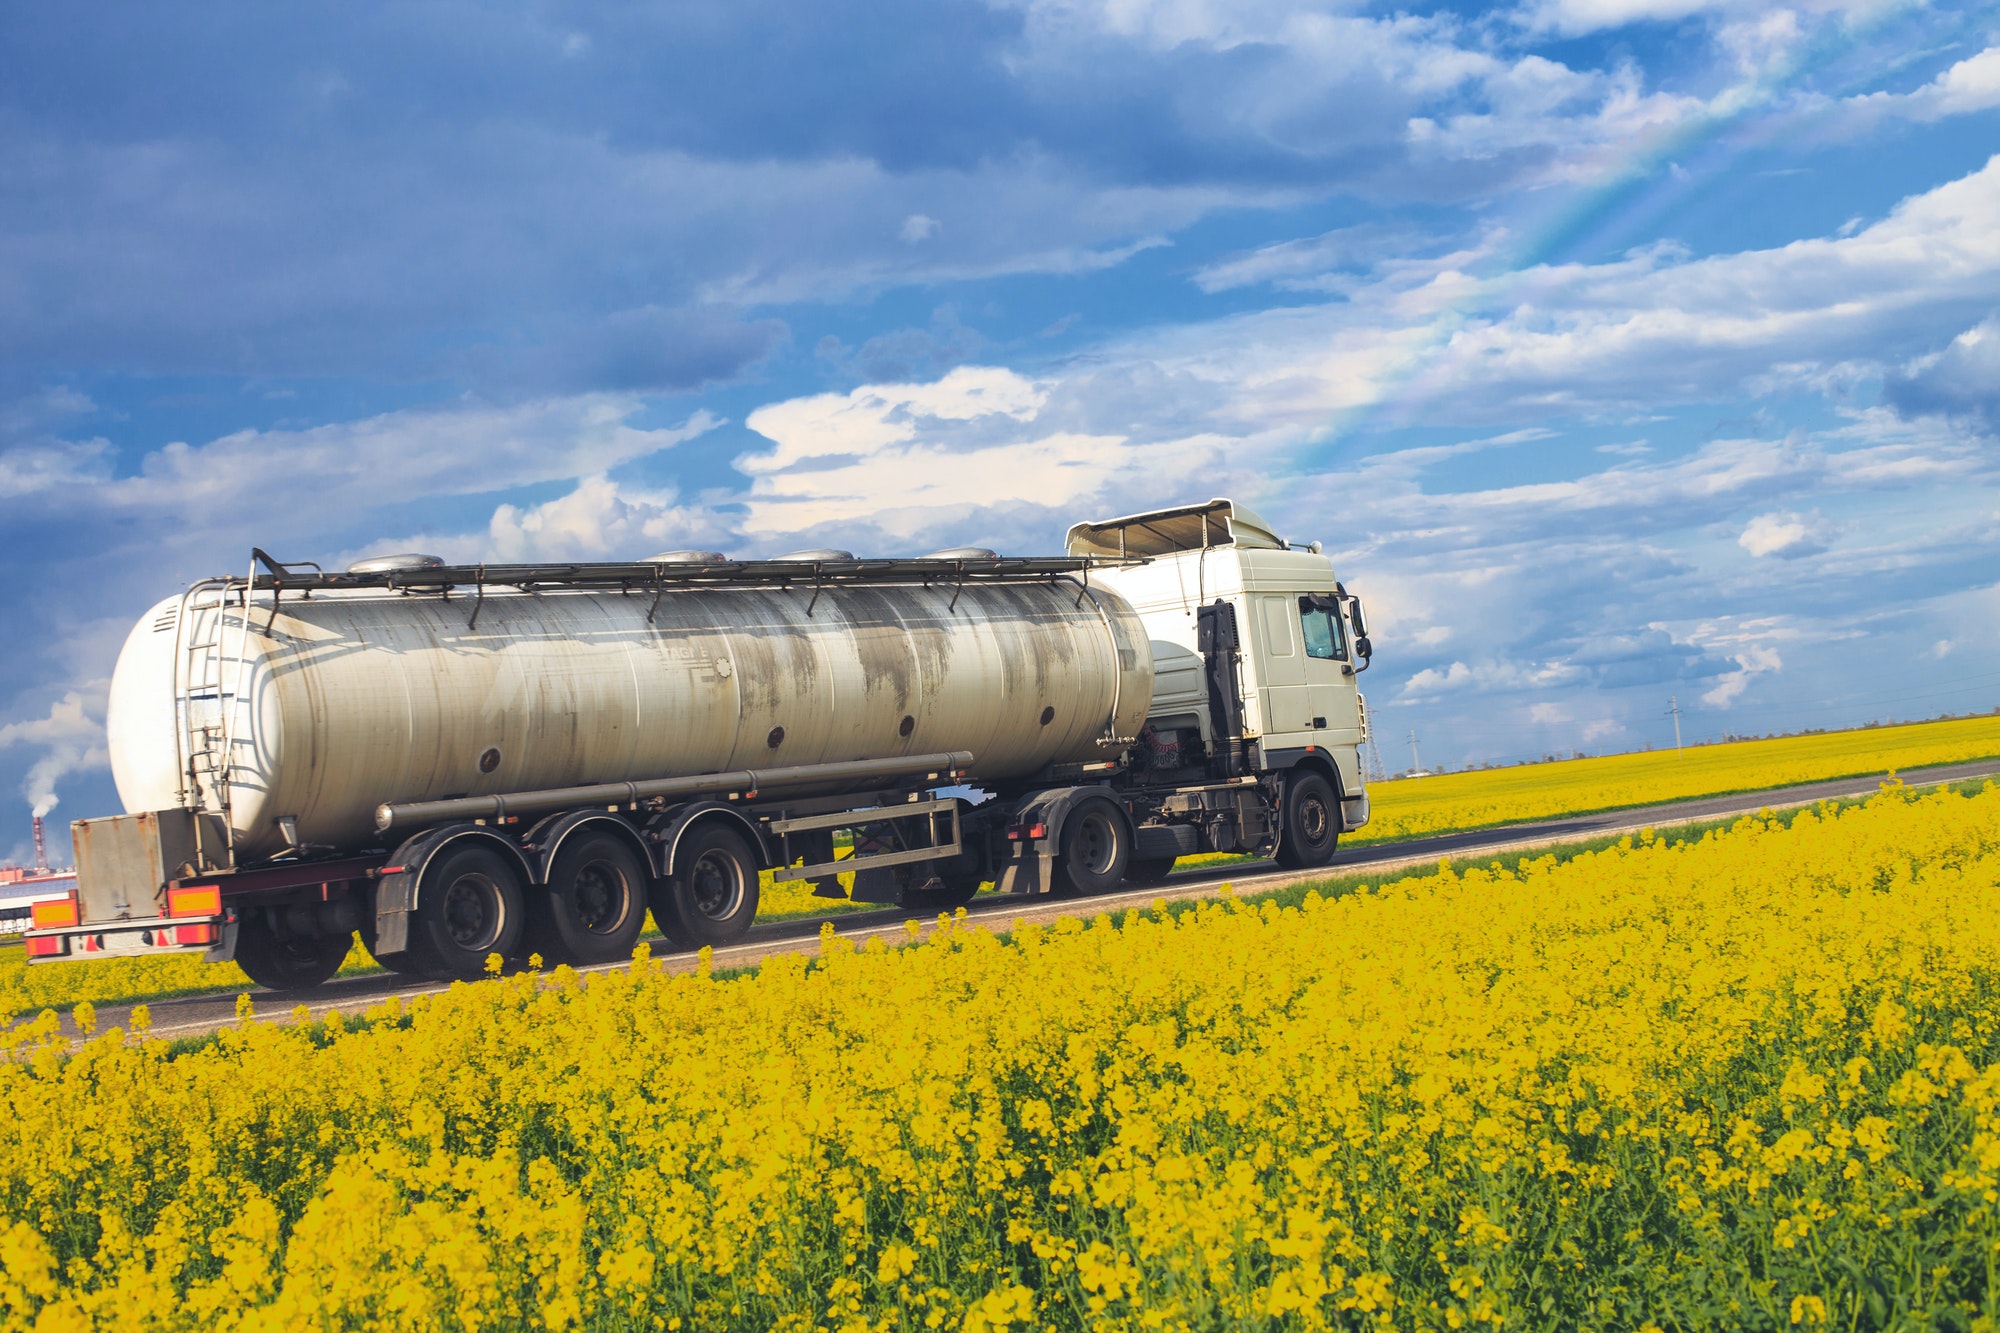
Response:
[1298,598,1348,661]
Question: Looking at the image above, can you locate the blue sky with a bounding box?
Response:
[3,0,1998,860]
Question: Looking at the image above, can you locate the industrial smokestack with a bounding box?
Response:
[31,814,47,876]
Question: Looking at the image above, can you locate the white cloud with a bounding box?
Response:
[0,440,114,498]
[1738,509,1832,558]
[736,365,1238,542]
[1702,644,1782,707]
[1516,0,1884,39]
[1844,45,2000,124]
[1121,154,2000,432]
[486,476,735,562]
[900,214,942,243]
[16,397,717,544]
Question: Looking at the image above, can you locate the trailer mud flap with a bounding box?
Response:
[997,847,1057,895]
[372,869,416,956]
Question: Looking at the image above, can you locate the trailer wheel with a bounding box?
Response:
[655,823,761,949]
[531,831,649,965]
[1274,771,1340,870]
[233,914,350,991]
[408,843,526,981]
[1124,857,1176,886]
[1053,799,1131,896]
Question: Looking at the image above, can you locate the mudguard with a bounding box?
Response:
[370,825,532,959]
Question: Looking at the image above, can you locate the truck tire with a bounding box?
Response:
[1053,799,1131,896]
[233,914,351,991]
[654,823,761,949]
[529,831,649,966]
[1124,857,1176,886]
[1274,771,1340,870]
[408,843,527,981]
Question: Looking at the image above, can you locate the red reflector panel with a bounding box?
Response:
[30,895,79,930]
[25,936,65,959]
[175,923,219,946]
[167,885,223,917]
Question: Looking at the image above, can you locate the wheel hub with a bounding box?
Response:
[573,860,627,935]
[441,873,503,951]
[690,850,745,920]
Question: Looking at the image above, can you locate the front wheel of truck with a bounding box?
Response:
[233,915,351,991]
[1274,771,1340,870]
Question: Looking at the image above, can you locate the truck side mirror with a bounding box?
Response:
[1355,634,1372,663]
[1348,598,1369,638]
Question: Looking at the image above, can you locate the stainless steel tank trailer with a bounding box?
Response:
[28,498,1375,990]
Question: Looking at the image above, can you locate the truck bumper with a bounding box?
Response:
[1342,789,1371,831]
[24,914,232,962]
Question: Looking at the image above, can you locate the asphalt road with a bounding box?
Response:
[35,757,2000,1044]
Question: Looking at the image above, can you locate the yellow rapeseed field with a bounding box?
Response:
[3,780,2000,1329]
[1356,711,2000,843]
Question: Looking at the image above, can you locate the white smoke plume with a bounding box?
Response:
[0,686,109,819]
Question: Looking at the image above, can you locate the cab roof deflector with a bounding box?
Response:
[1064,498,1283,559]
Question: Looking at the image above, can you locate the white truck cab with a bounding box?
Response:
[1068,497,1372,835]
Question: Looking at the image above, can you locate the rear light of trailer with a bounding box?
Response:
[24,935,66,959]
[167,885,223,917]
[30,894,79,930]
[175,923,219,946]
[1006,823,1047,841]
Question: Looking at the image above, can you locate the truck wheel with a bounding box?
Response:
[1053,799,1130,896]
[233,915,351,991]
[655,823,761,949]
[1274,771,1340,870]
[1124,857,1176,886]
[531,832,649,965]
[408,843,526,981]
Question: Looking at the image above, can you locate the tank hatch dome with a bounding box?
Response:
[1063,498,1283,559]
[923,546,1001,559]
[773,548,855,561]
[644,549,728,563]
[347,553,444,574]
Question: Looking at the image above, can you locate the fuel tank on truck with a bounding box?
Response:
[106,572,1154,862]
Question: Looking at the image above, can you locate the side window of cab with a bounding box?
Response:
[1298,595,1348,661]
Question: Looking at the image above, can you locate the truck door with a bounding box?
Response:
[1257,595,1309,740]
[1296,595,1361,743]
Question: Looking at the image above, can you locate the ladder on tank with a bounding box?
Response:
[171,578,250,866]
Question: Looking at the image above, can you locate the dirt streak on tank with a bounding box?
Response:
[638,590,741,772]
[912,589,957,710]
[838,585,922,714]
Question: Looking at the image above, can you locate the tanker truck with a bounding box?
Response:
[26,497,1374,990]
